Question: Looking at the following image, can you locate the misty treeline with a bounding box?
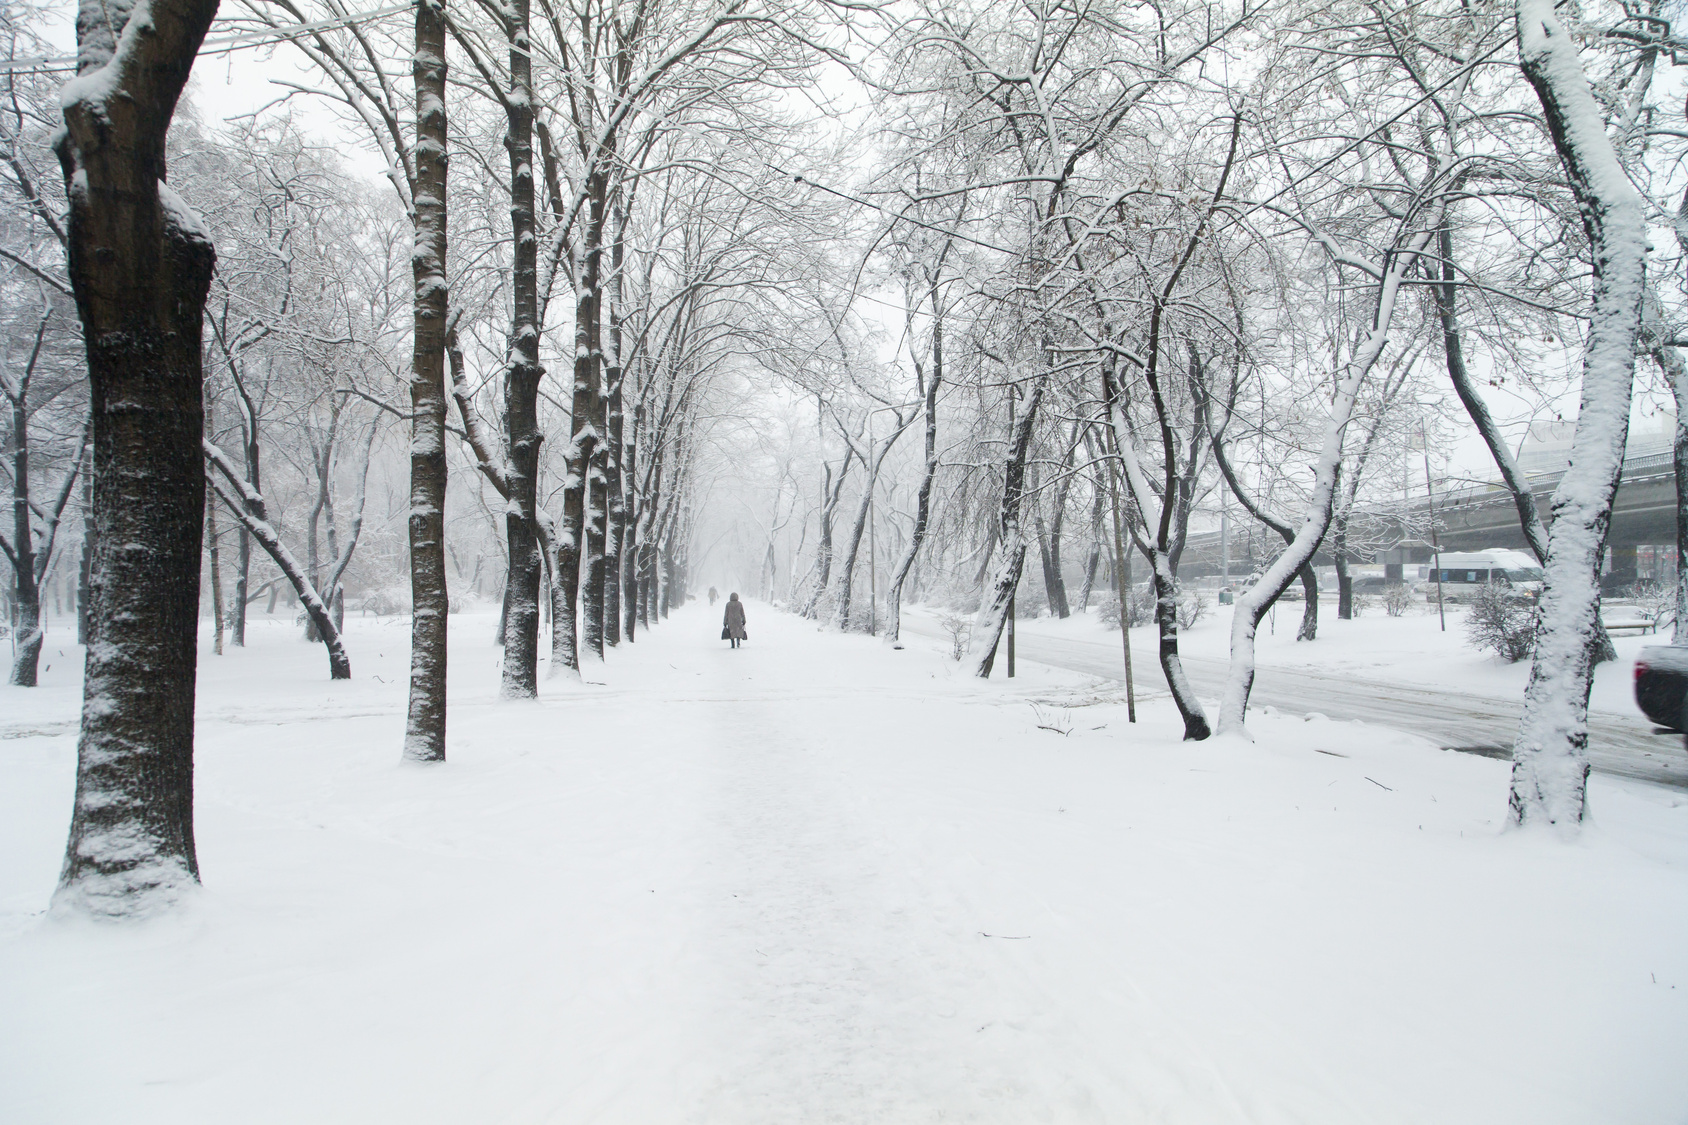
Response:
[10,0,1685,914]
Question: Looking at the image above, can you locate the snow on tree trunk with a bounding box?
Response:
[53,0,219,915]
[623,416,639,642]
[1508,0,1647,827]
[604,201,627,648]
[975,378,1044,677]
[204,450,350,680]
[500,0,543,699]
[555,168,607,675]
[1217,225,1434,736]
[1103,358,1209,740]
[405,0,450,762]
[6,346,42,686]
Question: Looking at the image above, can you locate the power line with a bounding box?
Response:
[0,3,411,74]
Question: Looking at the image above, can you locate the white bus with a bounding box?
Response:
[1430,549,1544,596]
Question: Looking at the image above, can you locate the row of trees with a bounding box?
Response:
[9,0,1680,915]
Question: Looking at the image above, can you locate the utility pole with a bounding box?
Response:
[1220,493,1230,588]
[868,468,877,635]
[1007,387,1016,677]
[1423,424,1446,632]
[1106,455,1137,722]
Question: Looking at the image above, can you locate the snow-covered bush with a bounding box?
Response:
[937,611,971,661]
[1382,583,1413,617]
[1098,585,1155,628]
[1627,581,1676,630]
[1176,590,1207,630]
[1463,582,1537,663]
[1349,592,1373,617]
[362,589,405,617]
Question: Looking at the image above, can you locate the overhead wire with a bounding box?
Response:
[0,2,412,73]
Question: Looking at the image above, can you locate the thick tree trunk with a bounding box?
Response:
[555,171,607,676]
[54,0,219,914]
[580,175,610,661]
[404,0,450,762]
[499,0,543,698]
[1335,551,1353,620]
[76,440,90,645]
[623,417,639,642]
[584,409,607,657]
[1509,0,1645,827]
[604,202,626,648]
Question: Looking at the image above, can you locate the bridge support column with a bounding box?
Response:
[1608,544,1638,589]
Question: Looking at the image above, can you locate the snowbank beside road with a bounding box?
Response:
[2,604,1685,1123]
[1017,599,1659,719]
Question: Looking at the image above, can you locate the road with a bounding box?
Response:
[907,616,1688,790]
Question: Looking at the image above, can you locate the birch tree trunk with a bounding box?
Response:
[1508,0,1646,827]
[404,0,450,761]
[54,0,219,914]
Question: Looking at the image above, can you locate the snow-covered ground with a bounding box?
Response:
[1017,596,1661,718]
[3,602,1686,1123]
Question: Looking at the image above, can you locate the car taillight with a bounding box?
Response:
[1635,660,1648,683]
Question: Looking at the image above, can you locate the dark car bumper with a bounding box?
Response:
[1635,645,1688,731]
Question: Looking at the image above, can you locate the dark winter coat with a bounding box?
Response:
[723,597,747,641]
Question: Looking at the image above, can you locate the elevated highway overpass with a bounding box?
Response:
[1179,450,1680,581]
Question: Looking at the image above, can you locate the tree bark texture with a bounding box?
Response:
[54,0,220,914]
[499,0,542,698]
[555,169,607,674]
[603,200,626,647]
[405,0,450,761]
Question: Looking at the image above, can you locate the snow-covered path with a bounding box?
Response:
[3,602,1687,1123]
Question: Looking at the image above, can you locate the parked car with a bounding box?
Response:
[1634,644,1688,731]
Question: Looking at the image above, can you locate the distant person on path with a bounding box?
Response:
[722,593,747,649]
[708,586,718,606]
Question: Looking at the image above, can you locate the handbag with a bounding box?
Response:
[722,626,730,640]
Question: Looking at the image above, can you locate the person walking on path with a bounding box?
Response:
[708,586,718,606]
[722,593,748,649]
